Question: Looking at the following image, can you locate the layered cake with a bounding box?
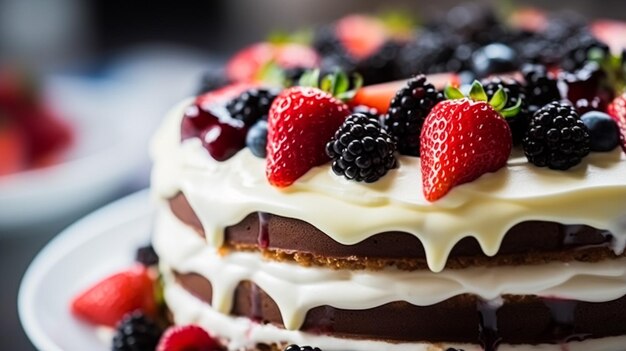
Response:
[70,5,626,351]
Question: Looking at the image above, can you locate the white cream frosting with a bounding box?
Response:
[154,207,626,331]
[151,99,626,272]
[162,272,626,351]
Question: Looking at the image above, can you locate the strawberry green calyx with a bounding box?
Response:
[298,69,363,102]
[444,80,522,118]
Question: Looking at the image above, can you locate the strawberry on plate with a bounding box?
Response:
[156,325,222,351]
[266,71,353,187]
[226,42,319,83]
[607,92,626,153]
[0,120,28,176]
[71,265,156,328]
[420,81,519,201]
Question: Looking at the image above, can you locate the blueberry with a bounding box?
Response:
[471,43,519,78]
[581,111,620,152]
[246,119,268,158]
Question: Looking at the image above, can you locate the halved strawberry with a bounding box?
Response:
[607,93,626,153]
[226,43,319,83]
[156,325,221,351]
[0,120,28,176]
[71,265,156,327]
[350,72,460,114]
[266,85,350,187]
[420,82,516,201]
[591,20,626,54]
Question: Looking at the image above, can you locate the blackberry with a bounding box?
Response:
[522,64,561,114]
[326,113,397,183]
[354,41,403,84]
[226,88,279,126]
[522,102,591,170]
[397,31,461,76]
[384,74,443,156]
[352,105,380,120]
[482,76,529,145]
[196,67,230,95]
[561,31,609,72]
[284,345,322,351]
[135,244,159,266]
[112,311,163,351]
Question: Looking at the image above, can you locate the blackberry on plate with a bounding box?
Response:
[226,88,279,126]
[521,64,560,114]
[522,101,591,170]
[135,244,159,267]
[352,105,380,121]
[354,40,404,85]
[112,311,163,351]
[326,113,397,183]
[482,76,529,144]
[284,345,322,351]
[384,74,443,156]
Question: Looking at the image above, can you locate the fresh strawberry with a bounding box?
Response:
[591,20,626,55]
[335,15,388,59]
[71,265,156,327]
[420,82,516,201]
[156,325,221,351]
[266,85,350,187]
[350,73,460,114]
[226,43,318,83]
[17,106,72,163]
[0,121,28,176]
[607,93,626,153]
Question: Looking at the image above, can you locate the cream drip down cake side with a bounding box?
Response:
[69,5,626,351]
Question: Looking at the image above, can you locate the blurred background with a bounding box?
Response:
[2,0,626,349]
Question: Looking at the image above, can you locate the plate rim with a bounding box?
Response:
[18,189,153,351]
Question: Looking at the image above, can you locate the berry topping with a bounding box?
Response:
[482,76,529,144]
[135,244,159,267]
[112,311,163,351]
[182,84,255,162]
[470,43,520,78]
[559,62,612,115]
[384,74,444,156]
[225,88,279,126]
[607,93,626,153]
[522,101,591,170]
[156,325,221,351]
[421,81,516,201]
[521,64,561,114]
[246,119,268,158]
[71,265,156,327]
[226,42,319,83]
[284,345,322,351]
[266,71,354,187]
[350,73,460,114]
[581,111,620,152]
[326,113,397,183]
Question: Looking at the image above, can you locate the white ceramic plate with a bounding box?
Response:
[18,189,154,351]
[0,76,149,230]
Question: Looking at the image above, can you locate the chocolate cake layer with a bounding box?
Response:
[170,193,622,269]
[174,271,626,345]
